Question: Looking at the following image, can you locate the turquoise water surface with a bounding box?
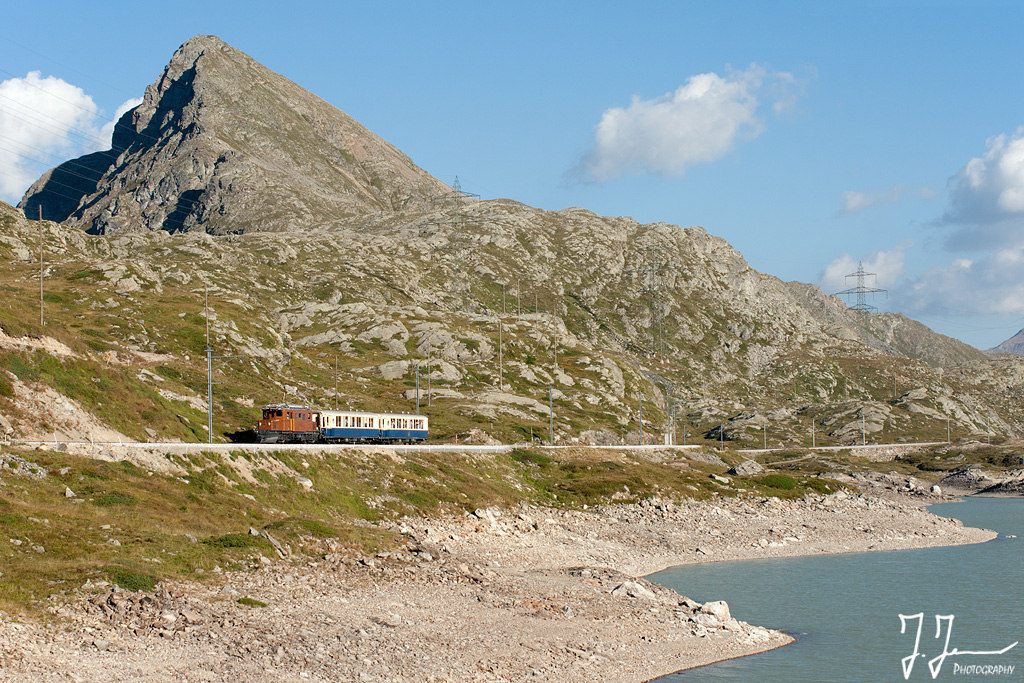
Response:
[649,497,1023,682]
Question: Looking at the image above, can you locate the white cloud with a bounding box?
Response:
[940,127,1024,249]
[0,72,139,204]
[905,247,1024,316]
[575,64,800,182]
[820,243,909,295]
[840,186,937,215]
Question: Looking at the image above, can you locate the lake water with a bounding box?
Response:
[649,497,1023,682]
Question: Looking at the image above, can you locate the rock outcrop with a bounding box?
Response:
[989,328,1024,356]
[20,35,450,235]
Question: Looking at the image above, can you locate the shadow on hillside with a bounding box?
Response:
[226,428,257,443]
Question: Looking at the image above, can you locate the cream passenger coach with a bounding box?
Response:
[256,405,429,444]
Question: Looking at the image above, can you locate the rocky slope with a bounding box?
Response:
[4,35,1024,447]
[2,198,1022,448]
[989,328,1024,356]
[20,35,450,234]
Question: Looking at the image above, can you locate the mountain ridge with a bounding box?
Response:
[989,328,1024,356]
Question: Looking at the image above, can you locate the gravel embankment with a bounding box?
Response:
[0,492,996,682]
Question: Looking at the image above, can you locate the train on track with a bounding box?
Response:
[256,404,428,444]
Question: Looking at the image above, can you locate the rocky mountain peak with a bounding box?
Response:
[20,35,450,234]
[989,328,1024,356]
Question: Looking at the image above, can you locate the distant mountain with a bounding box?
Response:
[989,329,1024,355]
[20,35,450,234]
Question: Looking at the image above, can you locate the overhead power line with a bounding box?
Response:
[0,33,137,97]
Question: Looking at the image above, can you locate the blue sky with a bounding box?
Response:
[2,0,1023,349]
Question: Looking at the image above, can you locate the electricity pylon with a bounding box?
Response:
[837,261,886,312]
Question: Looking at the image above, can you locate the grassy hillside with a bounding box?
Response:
[2,200,1021,450]
[0,443,819,615]
[5,436,1021,617]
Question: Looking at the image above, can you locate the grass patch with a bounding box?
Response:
[93,491,137,506]
[237,597,267,608]
[509,449,552,467]
[201,533,270,550]
[68,268,103,281]
[108,566,157,592]
[0,374,13,398]
[265,518,338,539]
[759,474,799,491]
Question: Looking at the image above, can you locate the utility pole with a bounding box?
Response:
[203,289,240,444]
[638,391,643,446]
[862,413,866,445]
[812,419,816,448]
[427,353,432,407]
[415,364,420,415]
[498,319,503,390]
[334,355,338,410]
[548,386,554,446]
[207,346,213,444]
[206,289,213,443]
[38,206,44,327]
[667,394,673,445]
[550,304,558,374]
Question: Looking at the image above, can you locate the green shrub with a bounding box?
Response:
[237,597,267,608]
[94,491,137,506]
[266,518,337,538]
[154,366,181,381]
[510,449,552,467]
[805,478,844,494]
[760,474,798,490]
[108,567,156,592]
[69,269,103,281]
[0,375,13,398]
[202,533,269,549]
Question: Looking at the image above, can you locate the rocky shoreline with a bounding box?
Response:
[0,491,997,683]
